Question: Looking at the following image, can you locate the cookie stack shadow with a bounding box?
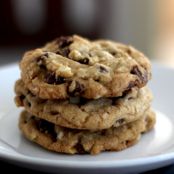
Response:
[14,35,156,155]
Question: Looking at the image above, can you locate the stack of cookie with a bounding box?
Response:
[14,35,155,155]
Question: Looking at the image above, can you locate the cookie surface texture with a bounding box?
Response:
[15,79,153,130]
[20,35,151,99]
[19,110,155,155]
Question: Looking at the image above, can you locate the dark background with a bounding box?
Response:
[0,0,108,46]
[0,0,159,65]
[1,0,174,66]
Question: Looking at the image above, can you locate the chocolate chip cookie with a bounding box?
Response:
[20,35,151,99]
[15,79,153,130]
[19,109,155,155]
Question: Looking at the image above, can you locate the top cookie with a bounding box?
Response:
[20,35,151,99]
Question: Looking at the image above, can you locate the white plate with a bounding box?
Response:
[0,63,174,174]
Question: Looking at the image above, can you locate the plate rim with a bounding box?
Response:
[0,148,174,169]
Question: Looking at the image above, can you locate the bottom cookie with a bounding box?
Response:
[19,110,156,155]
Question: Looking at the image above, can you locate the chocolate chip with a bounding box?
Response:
[37,53,49,69]
[57,36,73,48]
[131,66,142,78]
[18,95,25,106]
[30,116,35,120]
[26,101,31,107]
[39,64,46,70]
[38,120,57,140]
[116,118,125,125]
[50,111,59,115]
[62,48,70,57]
[125,140,132,146]
[111,96,122,105]
[122,89,133,98]
[38,119,55,134]
[142,73,148,84]
[94,79,100,82]
[124,81,137,93]
[99,66,108,73]
[56,36,73,57]
[45,72,65,84]
[122,80,138,97]
[130,66,147,85]
[110,51,116,56]
[74,143,86,154]
[127,49,132,55]
[68,81,85,96]
[127,81,136,89]
[42,52,49,58]
[100,130,106,136]
[37,53,49,62]
[19,95,25,100]
[79,58,89,64]
[56,48,70,57]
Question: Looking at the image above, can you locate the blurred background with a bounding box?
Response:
[0,0,173,66]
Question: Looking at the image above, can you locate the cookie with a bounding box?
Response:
[15,79,153,130]
[19,109,155,155]
[20,35,151,99]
